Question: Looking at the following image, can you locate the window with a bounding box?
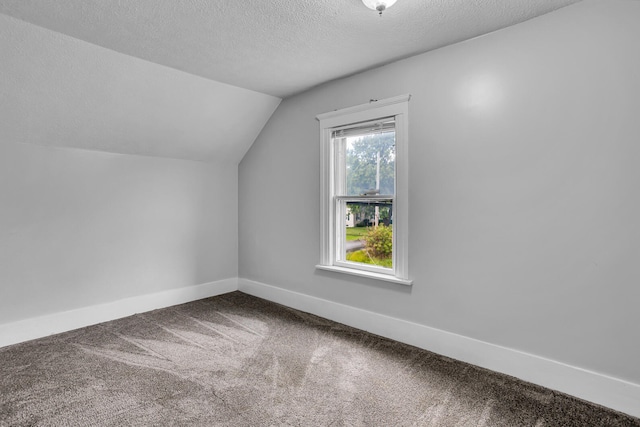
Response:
[316,95,411,285]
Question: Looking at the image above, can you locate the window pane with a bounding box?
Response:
[344,200,393,269]
[345,131,395,197]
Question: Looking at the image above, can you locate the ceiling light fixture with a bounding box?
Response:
[361,0,398,16]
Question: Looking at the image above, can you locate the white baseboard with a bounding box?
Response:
[0,278,238,349]
[238,278,640,419]
[3,276,638,418]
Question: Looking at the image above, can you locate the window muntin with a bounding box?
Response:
[316,95,411,285]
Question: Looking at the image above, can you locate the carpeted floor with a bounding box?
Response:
[1,292,638,426]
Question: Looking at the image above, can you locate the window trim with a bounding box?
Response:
[316,95,412,286]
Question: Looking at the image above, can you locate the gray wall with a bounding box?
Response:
[0,13,241,325]
[239,0,640,385]
[0,142,238,324]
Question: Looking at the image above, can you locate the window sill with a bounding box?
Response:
[315,264,413,286]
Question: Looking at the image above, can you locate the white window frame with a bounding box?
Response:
[316,95,412,286]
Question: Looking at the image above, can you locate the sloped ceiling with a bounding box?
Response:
[0,0,581,162]
[0,14,280,163]
[0,0,581,98]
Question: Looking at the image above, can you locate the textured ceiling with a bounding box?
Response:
[0,0,582,98]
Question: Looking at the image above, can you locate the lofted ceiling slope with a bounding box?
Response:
[0,12,280,163]
[0,0,582,99]
[0,0,582,162]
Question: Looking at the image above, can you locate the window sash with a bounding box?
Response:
[335,196,395,275]
[333,124,396,275]
[333,126,396,198]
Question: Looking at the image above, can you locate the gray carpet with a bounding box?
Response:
[1,292,638,426]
